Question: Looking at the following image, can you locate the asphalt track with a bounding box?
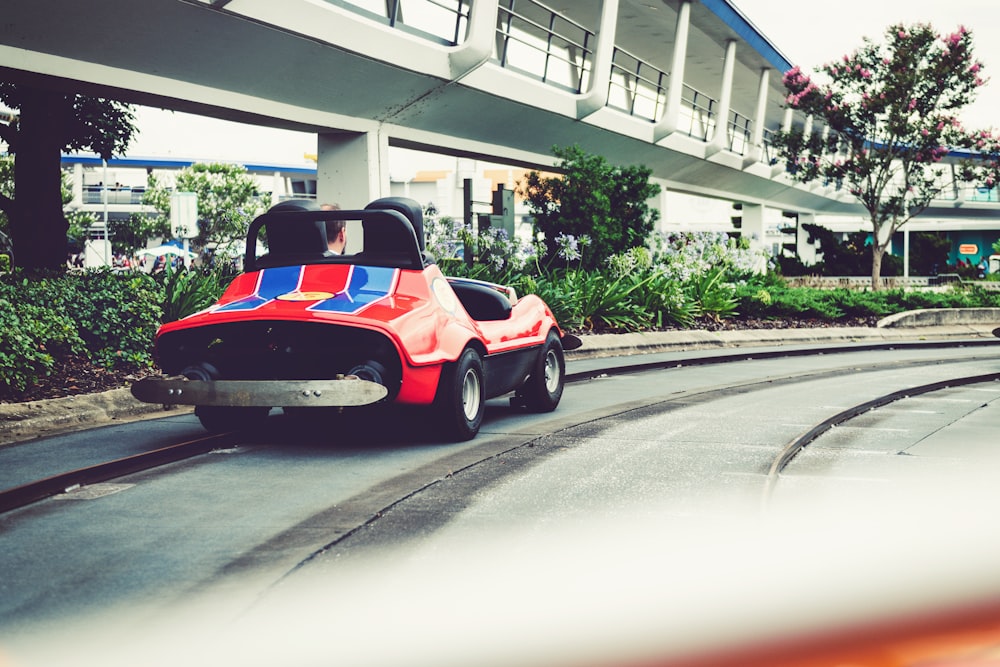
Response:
[2,312,999,667]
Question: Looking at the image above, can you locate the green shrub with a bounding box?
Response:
[0,296,86,393]
[0,269,164,388]
[686,267,738,320]
[633,271,696,328]
[155,263,229,323]
[71,270,164,367]
[520,145,660,270]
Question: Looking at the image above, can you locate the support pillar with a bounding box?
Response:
[577,0,619,118]
[797,212,817,266]
[744,68,770,167]
[706,39,737,156]
[653,0,691,142]
[317,130,389,254]
[448,0,498,79]
[741,203,767,273]
[316,130,388,209]
[650,178,672,232]
[903,227,910,279]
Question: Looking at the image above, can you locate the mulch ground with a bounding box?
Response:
[1,316,879,404]
[0,354,156,404]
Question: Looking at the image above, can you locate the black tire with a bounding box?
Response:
[520,330,565,412]
[435,347,485,441]
[195,406,270,433]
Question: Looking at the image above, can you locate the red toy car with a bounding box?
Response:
[131,197,579,440]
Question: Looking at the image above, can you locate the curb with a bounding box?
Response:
[877,307,1000,328]
[0,388,191,447]
[564,323,999,360]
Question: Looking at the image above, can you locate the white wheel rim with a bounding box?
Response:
[461,368,481,421]
[543,349,560,393]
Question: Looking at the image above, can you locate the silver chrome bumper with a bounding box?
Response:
[130,376,388,407]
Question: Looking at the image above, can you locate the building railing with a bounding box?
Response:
[727,110,752,156]
[678,84,717,142]
[963,185,1000,202]
[82,186,147,205]
[607,46,667,121]
[494,0,594,93]
[330,0,470,45]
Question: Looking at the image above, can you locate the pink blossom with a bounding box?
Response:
[908,98,917,110]
[970,63,981,73]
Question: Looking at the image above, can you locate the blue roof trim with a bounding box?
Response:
[60,153,318,176]
[701,0,794,73]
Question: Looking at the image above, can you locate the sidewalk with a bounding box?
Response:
[1,308,997,446]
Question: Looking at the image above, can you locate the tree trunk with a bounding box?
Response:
[870,243,885,291]
[9,86,70,271]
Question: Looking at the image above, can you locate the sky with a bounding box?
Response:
[126,1,1000,164]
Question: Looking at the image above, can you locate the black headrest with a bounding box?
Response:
[264,220,328,256]
[365,197,425,251]
[269,199,321,213]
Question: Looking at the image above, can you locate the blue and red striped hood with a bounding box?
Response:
[160,264,413,335]
[210,264,400,316]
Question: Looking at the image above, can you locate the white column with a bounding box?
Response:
[903,227,910,279]
[271,171,283,203]
[448,0,498,79]
[772,108,796,176]
[707,39,737,156]
[71,162,84,208]
[741,203,766,272]
[577,0,620,118]
[952,163,966,206]
[317,130,388,209]
[650,178,672,232]
[797,212,817,266]
[653,0,691,142]
[744,68,770,167]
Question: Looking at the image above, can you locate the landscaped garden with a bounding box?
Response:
[2,224,998,404]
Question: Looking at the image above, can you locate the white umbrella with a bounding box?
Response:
[137,244,195,258]
[210,239,267,258]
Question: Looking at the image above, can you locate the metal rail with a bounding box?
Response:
[762,371,1000,504]
[0,432,239,514]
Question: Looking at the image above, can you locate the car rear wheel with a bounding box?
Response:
[195,406,270,433]
[436,347,484,441]
[520,330,565,412]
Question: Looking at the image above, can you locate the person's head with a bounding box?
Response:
[321,203,346,253]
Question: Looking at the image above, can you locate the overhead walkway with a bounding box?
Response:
[2,0,998,244]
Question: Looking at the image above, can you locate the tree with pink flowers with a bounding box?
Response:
[770,23,996,289]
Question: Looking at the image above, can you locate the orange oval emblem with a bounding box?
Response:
[276,291,335,301]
